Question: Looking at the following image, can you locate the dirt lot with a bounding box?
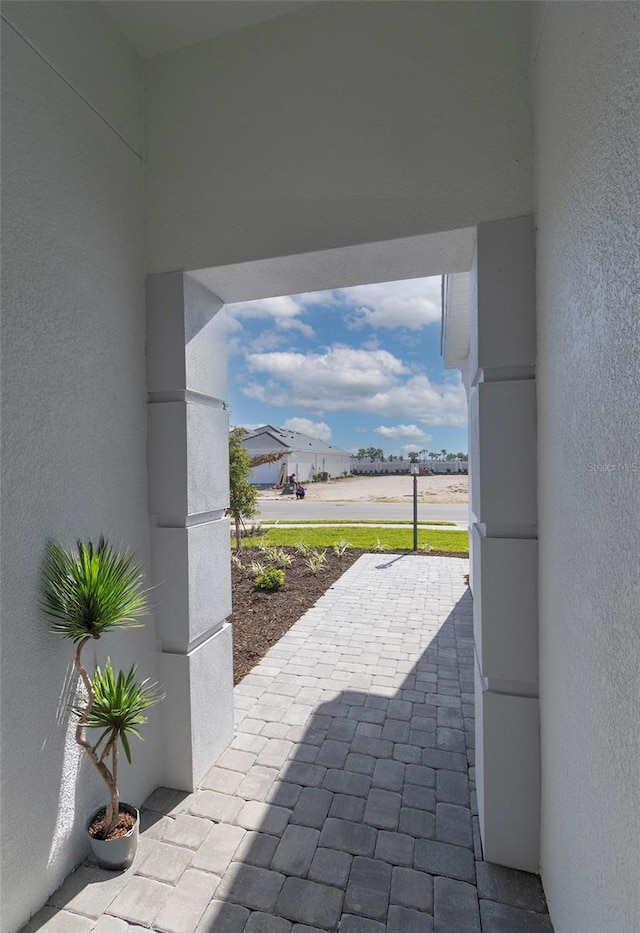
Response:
[261,473,469,504]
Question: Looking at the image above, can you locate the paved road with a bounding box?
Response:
[256,498,469,524]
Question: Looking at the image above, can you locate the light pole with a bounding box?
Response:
[410,458,419,551]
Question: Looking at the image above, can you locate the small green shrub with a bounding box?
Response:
[332,540,350,557]
[256,567,285,591]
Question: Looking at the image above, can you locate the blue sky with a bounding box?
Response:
[226,276,468,458]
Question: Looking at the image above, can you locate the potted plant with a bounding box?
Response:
[41,537,163,870]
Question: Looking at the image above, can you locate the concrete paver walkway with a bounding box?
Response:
[24,555,553,933]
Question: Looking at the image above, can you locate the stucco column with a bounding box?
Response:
[146,272,233,791]
[469,217,540,871]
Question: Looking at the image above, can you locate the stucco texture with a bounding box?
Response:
[144,0,533,272]
[534,4,640,932]
[0,13,157,932]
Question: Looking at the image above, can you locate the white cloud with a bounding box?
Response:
[278,318,315,338]
[282,418,332,442]
[226,295,315,340]
[242,345,467,428]
[296,277,442,331]
[375,424,432,443]
[226,295,302,320]
[245,346,407,405]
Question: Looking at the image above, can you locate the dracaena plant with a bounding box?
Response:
[41,537,163,836]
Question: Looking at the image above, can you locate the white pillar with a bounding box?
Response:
[146,272,234,791]
[470,216,540,872]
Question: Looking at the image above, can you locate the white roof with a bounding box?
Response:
[242,425,350,457]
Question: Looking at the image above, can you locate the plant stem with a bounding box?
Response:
[74,637,119,834]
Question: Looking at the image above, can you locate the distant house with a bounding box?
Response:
[241,425,351,485]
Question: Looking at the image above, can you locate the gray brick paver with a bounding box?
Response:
[162,813,214,850]
[478,899,554,932]
[435,802,473,848]
[322,768,371,798]
[201,766,244,795]
[363,788,401,830]
[371,758,405,792]
[271,824,320,876]
[237,765,280,801]
[391,866,434,913]
[281,761,327,787]
[475,861,548,913]
[258,739,295,769]
[435,768,469,806]
[244,912,293,932]
[308,847,352,887]
[91,919,129,933]
[387,905,434,932]
[233,831,280,868]
[189,789,244,823]
[135,840,193,884]
[291,787,333,829]
[344,856,392,921]
[47,863,129,918]
[195,899,249,933]
[316,739,351,768]
[152,868,220,933]
[191,821,246,875]
[107,876,173,926]
[236,800,291,836]
[337,918,385,933]
[328,793,365,822]
[319,818,377,857]
[414,839,475,883]
[275,876,343,929]
[215,863,285,912]
[433,876,480,933]
[399,806,435,840]
[404,784,436,812]
[374,830,414,867]
[266,781,304,809]
[20,911,94,933]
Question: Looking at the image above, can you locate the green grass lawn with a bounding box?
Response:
[242,526,469,554]
[261,519,456,527]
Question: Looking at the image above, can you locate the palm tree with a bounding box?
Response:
[41,537,162,836]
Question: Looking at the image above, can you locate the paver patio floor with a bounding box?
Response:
[24,555,553,933]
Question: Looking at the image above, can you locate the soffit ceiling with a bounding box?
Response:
[102,0,316,58]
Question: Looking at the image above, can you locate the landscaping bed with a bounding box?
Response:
[230,544,468,683]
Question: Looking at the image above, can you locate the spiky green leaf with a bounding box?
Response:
[74,659,164,764]
[41,537,148,642]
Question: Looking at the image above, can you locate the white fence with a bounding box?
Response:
[350,459,467,475]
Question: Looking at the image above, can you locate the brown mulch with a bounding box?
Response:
[88,807,136,840]
[230,546,467,683]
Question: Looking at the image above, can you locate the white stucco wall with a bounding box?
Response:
[250,454,350,486]
[0,7,155,931]
[144,0,533,272]
[534,4,640,932]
